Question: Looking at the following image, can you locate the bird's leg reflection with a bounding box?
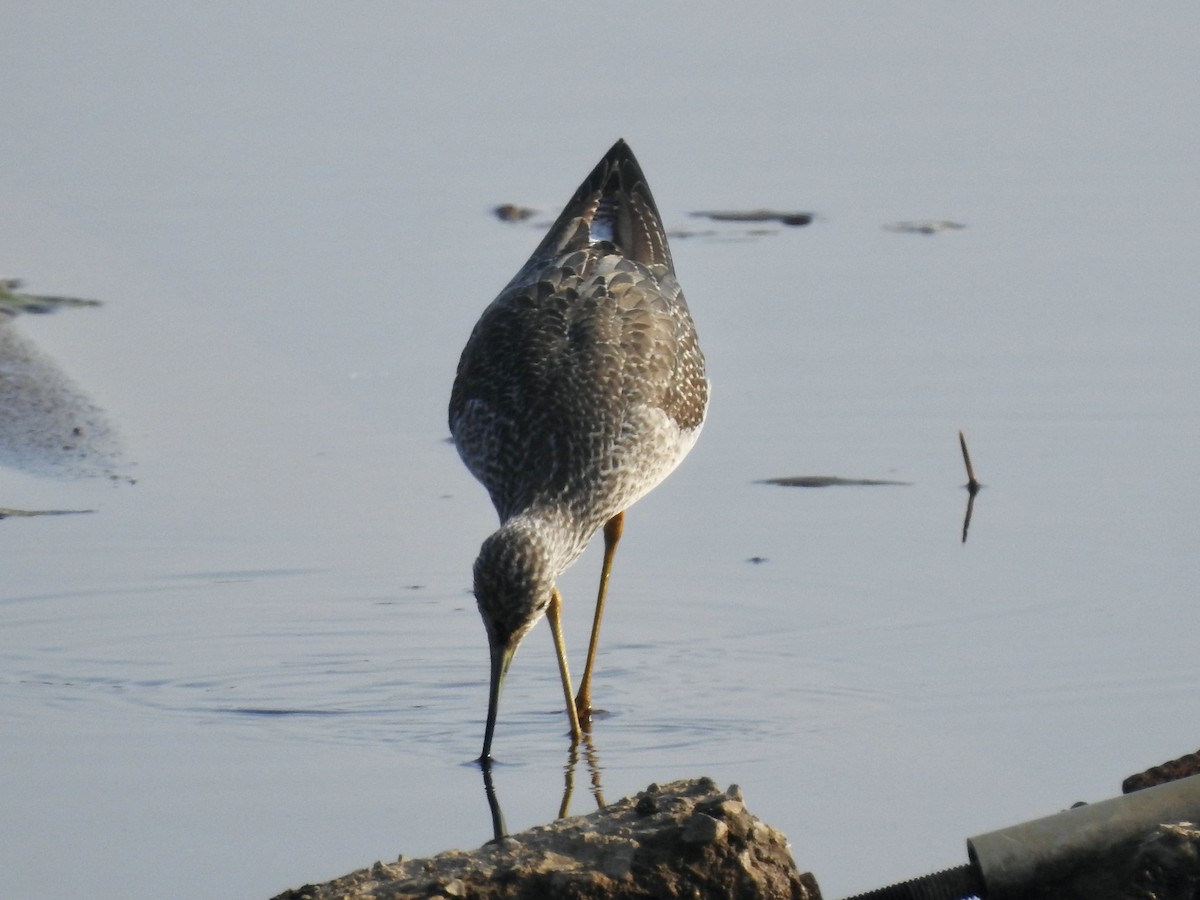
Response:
[559,730,605,819]
[480,758,507,842]
[559,739,578,819]
[481,733,604,842]
[583,730,605,809]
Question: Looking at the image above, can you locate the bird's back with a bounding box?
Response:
[450,141,708,545]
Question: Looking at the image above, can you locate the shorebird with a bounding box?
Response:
[450,139,708,761]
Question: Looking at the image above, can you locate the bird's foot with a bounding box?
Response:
[574,696,595,731]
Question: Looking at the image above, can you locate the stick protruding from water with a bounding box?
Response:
[958,430,980,491]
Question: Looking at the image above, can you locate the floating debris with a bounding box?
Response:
[759,475,911,488]
[665,228,719,240]
[490,205,812,243]
[491,203,537,222]
[0,278,101,316]
[884,220,966,235]
[0,507,94,519]
[959,430,981,491]
[692,209,814,227]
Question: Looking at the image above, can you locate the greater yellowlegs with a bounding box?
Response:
[450,139,708,761]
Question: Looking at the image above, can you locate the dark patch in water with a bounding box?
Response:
[759,475,911,487]
[222,707,352,718]
[691,209,814,227]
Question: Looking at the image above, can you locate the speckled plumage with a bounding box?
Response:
[450,139,708,757]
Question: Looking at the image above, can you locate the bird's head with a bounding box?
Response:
[473,521,557,761]
[472,522,556,651]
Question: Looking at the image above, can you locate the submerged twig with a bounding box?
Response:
[960,489,977,544]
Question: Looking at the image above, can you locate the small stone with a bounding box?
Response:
[443,877,466,896]
[697,797,750,840]
[725,784,744,801]
[699,796,743,818]
[636,793,658,816]
[681,812,728,844]
[697,776,717,791]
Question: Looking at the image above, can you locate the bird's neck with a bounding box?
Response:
[500,507,592,578]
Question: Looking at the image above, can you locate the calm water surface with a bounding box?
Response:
[2,6,1198,899]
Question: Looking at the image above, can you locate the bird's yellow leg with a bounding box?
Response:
[575,511,624,723]
[547,588,583,743]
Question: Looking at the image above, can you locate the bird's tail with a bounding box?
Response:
[531,139,673,271]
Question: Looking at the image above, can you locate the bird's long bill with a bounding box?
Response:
[480,639,516,763]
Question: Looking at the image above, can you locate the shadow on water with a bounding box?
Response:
[480,731,607,842]
[0,279,128,499]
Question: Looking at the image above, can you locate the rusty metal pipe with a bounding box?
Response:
[842,773,1200,900]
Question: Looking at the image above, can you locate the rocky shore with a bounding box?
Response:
[272,777,821,900]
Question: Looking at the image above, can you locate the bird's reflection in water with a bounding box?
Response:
[559,731,605,819]
[480,731,606,843]
[481,759,507,843]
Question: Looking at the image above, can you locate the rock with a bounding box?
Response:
[271,777,820,900]
[1126,822,1200,900]
[680,812,728,844]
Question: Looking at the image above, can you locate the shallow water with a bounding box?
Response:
[2,5,1199,899]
